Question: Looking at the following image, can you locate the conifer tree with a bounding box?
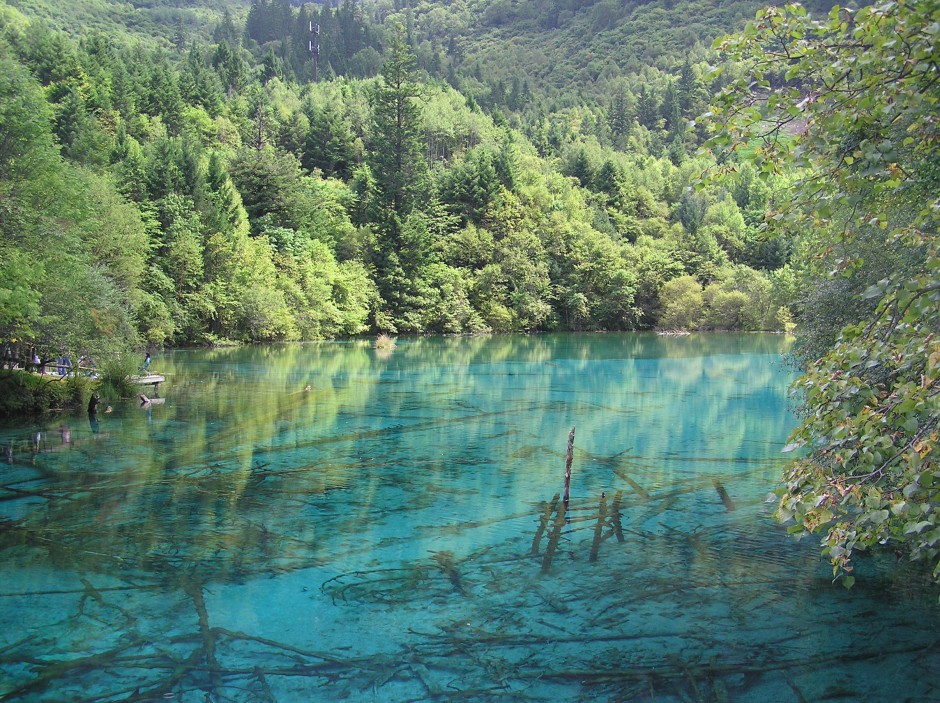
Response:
[212,41,245,97]
[367,29,430,327]
[607,85,631,143]
[213,9,241,47]
[302,104,357,180]
[368,29,425,219]
[147,61,184,134]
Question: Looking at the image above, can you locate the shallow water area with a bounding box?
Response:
[1,333,938,702]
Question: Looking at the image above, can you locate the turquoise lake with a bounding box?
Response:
[1,333,938,702]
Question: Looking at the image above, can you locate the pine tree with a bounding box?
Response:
[594,159,622,197]
[213,9,241,47]
[212,42,245,97]
[302,104,357,179]
[204,151,241,232]
[568,148,594,189]
[660,80,682,137]
[607,84,632,142]
[636,84,659,130]
[246,0,272,44]
[147,61,184,134]
[367,29,431,325]
[369,30,425,219]
[110,63,137,120]
[677,58,695,114]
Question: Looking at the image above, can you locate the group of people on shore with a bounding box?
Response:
[1,344,91,376]
[1,346,155,377]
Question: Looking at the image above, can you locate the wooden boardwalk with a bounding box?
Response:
[131,374,165,390]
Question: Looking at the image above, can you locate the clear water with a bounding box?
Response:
[1,333,937,703]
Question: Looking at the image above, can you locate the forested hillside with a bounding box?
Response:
[0,0,806,365]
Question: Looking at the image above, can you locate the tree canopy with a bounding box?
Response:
[706,1,940,586]
[0,0,800,367]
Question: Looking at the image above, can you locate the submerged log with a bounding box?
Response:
[540,500,568,574]
[713,480,736,511]
[430,551,467,596]
[409,660,443,696]
[531,493,560,556]
[609,490,625,543]
[589,493,608,562]
[182,576,221,687]
[613,468,651,500]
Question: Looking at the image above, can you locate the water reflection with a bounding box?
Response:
[0,333,937,702]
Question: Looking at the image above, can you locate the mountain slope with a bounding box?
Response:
[393,0,843,105]
[1,0,248,47]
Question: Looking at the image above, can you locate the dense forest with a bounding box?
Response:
[0,0,937,584]
[0,0,805,364]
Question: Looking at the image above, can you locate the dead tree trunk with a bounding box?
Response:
[563,426,575,507]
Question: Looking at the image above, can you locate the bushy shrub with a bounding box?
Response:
[0,372,93,417]
[97,352,140,399]
[658,275,704,330]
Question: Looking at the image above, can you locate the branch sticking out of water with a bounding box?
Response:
[563,427,575,507]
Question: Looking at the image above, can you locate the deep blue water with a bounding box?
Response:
[1,333,937,702]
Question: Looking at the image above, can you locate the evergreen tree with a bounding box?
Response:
[212,41,245,97]
[440,147,501,226]
[261,47,284,83]
[493,132,519,192]
[660,80,682,136]
[677,58,696,114]
[594,159,622,197]
[302,104,358,180]
[367,30,432,326]
[338,0,365,64]
[111,126,149,203]
[213,9,242,48]
[204,151,241,232]
[183,45,224,116]
[636,84,659,130]
[53,86,86,154]
[607,85,631,143]
[368,30,425,219]
[246,0,272,44]
[147,61,184,134]
[568,148,594,188]
[110,63,137,120]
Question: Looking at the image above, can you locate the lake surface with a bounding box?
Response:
[1,333,937,702]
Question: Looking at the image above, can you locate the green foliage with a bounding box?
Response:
[0,0,796,396]
[302,103,358,180]
[705,265,774,331]
[0,371,92,417]
[368,30,426,218]
[0,247,41,337]
[97,351,140,399]
[707,1,940,585]
[780,243,940,586]
[0,54,141,366]
[658,275,704,331]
